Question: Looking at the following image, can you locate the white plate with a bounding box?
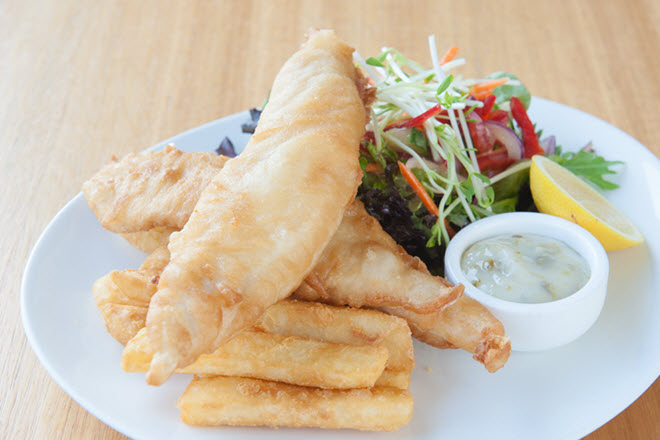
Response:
[21,99,660,440]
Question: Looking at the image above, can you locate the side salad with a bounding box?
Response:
[351,37,622,275]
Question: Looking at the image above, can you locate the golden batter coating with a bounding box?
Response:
[255,299,413,373]
[381,297,511,373]
[145,30,365,385]
[83,145,229,233]
[123,328,388,389]
[294,200,463,313]
[177,376,414,431]
[120,226,177,253]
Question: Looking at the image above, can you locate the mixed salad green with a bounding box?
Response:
[352,37,622,274]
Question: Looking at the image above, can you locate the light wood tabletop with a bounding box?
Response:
[2,0,658,438]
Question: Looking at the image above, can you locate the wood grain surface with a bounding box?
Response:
[1,0,658,439]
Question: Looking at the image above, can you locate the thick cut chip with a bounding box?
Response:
[255,300,413,373]
[178,376,413,431]
[122,328,388,389]
[83,145,229,233]
[375,369,410,389]
[145,30,366,385]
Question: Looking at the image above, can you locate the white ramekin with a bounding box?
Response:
[444,212,609,351]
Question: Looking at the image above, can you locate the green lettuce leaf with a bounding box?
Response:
[487,72,531,109]
[548,150,623,190]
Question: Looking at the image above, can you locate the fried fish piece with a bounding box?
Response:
[294,200,463,313]
[178,376,414,431]
[87,143,505,370]
[92,168,501,370]
[123,328,388,389]
[94,183,504,371]
[120,226,177,253]
[290,292,510,373]
[145,30,366,385]
[291,200,509,372]
[83,145,229,233]
[93,246,169,344]
[381,299,511,373]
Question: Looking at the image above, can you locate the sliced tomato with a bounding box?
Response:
[467,118,495,153]
[484,109,509,125]
[477,149,514,172]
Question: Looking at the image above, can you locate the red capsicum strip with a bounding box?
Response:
[484,109,509,125]
[475,95,496,118]
[510,97,545,158]
[467,117,494,153]
[386,104,444,130]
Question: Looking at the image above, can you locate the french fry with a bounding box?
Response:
[178,376,414,431]
[123,328,388,389]
[254,300,414,373]
[375,369,410,389]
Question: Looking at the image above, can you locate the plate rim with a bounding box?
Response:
[20,98,660,439]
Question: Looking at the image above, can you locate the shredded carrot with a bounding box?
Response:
[469,78,509,99]
[398,161,456,238]
[445,220,456,238]
[397,161,439,216]
[364,163,381,173]
[439,46,459,65]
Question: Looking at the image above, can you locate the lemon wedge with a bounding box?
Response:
[529,155,643,251]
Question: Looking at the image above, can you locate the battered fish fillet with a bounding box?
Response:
[82,145,229,233]
[120,226,177,253]
[121,200,462,314]
[295,200,463,313]
[381,299,511,373]
[288,203,509,372]
[145,30,365,385]
[89,159,504,369]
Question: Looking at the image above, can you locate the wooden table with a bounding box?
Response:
[2,1,658,438]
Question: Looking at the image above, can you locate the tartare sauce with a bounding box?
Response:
[460,233,590,304]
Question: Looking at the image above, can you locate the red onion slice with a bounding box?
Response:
[540,135,556,155]
[483,121,523,160]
